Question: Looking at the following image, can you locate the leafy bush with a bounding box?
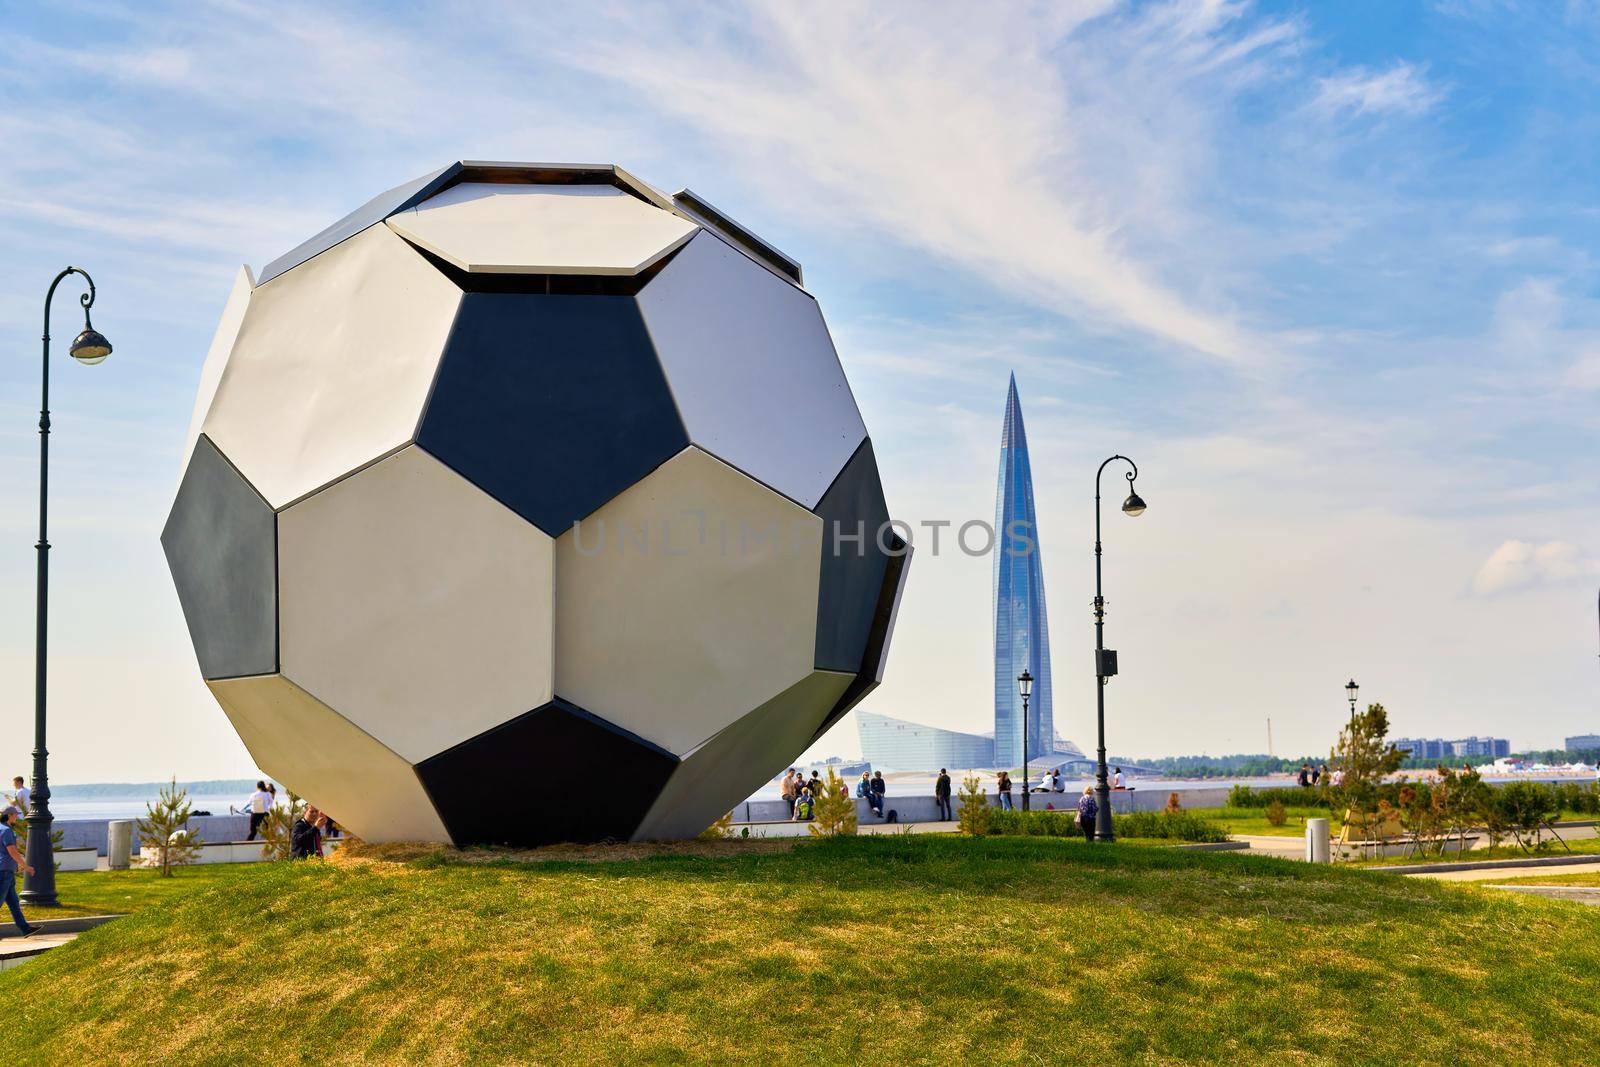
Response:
[985,809,1226,843]
[1228,786,1333,810]
[697,811,735,841]
[1116,810,1229,842]
[1265,799,1287,827]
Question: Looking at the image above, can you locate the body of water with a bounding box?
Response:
[42,794,251,821]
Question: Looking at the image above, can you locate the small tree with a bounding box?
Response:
[260,789,306,861]
[697,810,736,841]
[809,769,857,838]
[957,775,992,836]
[1330,703,1404,825]
[1265,798,1287,827]
[138,778,200,876]
[1498,782,1560,853]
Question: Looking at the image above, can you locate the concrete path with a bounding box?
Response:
[0,931,79,970]
[1486,885,1600,905]
[1409,861,1600,882]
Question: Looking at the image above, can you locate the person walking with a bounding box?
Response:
[10,777,28,817]
[997,771,1014,810]
[244,780,273,841]
[1312,764,1324,786]
[870,771,887,818]
[1076,786,1099,843]
[934,769,953,821]
[0,811,41,937]
[1297,764,1311,788]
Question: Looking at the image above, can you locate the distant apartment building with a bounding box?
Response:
[1393,736,1510,761]
[1565,734,1600,750]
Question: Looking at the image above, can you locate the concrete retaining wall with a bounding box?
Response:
[59,814,252,857]
[731,786,1237,824]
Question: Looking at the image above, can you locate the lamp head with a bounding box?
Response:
[1121,490,1146,517]
[1017,669,1034,699]
[70,326,112,365]
[1345,678,1359,706]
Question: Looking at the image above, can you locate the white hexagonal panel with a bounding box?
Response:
[207,674,450,844]
[636,232,867,508]
[632,669,854,841]
[178,264,253,484]
[554,446,822,756]
[201,223,462,509]
[386,183,698,275]
[279,445,555,764]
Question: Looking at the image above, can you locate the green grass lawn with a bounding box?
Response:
[3,836,1598,1063]
[1350,835,1600,868]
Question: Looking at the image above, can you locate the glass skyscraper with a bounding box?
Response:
[993,373,1053,774]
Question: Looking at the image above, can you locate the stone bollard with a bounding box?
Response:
[107,820,133,870]
[1305,817,1330,864]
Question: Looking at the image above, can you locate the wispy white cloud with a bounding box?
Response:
[492,1,1299,368]
[1311,63,1443,118]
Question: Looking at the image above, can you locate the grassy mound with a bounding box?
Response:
[5,836,1599,1062]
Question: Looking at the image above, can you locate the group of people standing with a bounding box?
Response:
[1297,763,1329,788]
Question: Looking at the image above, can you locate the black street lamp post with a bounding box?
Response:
[1018,670,1033,813]
[1345,679,1360,725]
[23,267,111,906]
[1092,455,1145,843]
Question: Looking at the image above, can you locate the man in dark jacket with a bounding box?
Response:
[290,806,323,860]
[934,769,953,821]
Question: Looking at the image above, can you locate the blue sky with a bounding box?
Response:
[1,1,1597,781]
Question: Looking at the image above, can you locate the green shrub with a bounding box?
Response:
[985,808,1226,843]
[1265,799,1287,826]
[1116,810,1229,842]
[1228,786,1333,810]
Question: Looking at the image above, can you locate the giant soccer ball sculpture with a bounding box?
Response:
[163,162,909,847]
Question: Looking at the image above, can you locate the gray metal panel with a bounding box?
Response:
[812,439,892,673]
[637,232,866,509]
[632,671,852,841]
[161,436,277,679]
[672,188,802,285]
[256,163,461,284]
[810,531,911,744]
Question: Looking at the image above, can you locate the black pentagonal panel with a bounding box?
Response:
[811,534,911,743]
[417,698,678,847]
[161,436,277,679]
[813,438,893,672]
[416,293,689,536]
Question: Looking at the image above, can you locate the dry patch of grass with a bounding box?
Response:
[335,836,798,866]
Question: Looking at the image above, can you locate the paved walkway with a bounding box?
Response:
[1486,884,1600,905]
[1410,860,1600,882]
[0,931,79,970]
